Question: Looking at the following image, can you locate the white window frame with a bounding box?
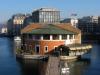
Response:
[44,46,48,52]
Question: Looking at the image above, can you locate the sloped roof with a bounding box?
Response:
[21,23,81,35]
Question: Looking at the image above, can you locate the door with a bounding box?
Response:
[35,45,40,54]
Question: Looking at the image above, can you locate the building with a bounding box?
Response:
[78,16,100,41]
[78,16,100,33]
[81,16,100,23]
[21,23,81,55]
[7,14,31,36]
[32,8,60,23]
[1,27,7,33]
[12,14,26,36]
[61,18,78,28]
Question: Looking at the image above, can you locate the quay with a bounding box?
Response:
[16,54,49,60]
[16,44,92,60]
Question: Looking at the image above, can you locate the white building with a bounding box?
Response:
[70,18,78,28]
[1,27,7,33]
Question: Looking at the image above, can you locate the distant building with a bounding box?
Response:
[12,14,26,35]
[81,16,100,23]
[78,16,100,41]
[61,18,78,28]
[1,27,7,33]
[32,8,60,23]
[7,13,31,36]
[23,15,33,28]
[78,16,100,34]
[21,23,81,55]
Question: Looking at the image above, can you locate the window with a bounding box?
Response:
[62,34,67,40]
[43,35,50,40]
[69,34,73,39]
[29,34,33,39]
[53,35,59,40]
[32,35,41,40]
[44,46,48,52]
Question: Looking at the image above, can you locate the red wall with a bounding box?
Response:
[26,40,65,55]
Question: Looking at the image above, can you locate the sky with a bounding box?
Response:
[0,0,100,23]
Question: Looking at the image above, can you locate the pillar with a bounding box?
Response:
[50,35,53,40]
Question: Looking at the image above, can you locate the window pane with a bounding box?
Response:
[53,35,59,40]
[62,34,67,40]
[32,35,41,40]
[69,34,73,39]
[43,35,50,40]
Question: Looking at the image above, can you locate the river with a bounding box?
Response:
[0,37,100,75]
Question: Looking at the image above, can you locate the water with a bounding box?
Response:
[0,38,21,75]
[0,37,100,75]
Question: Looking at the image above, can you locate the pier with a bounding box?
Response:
[45,56,60,75]
[45,56,70,75]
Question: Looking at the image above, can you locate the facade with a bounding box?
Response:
[32,8,60,23]
[70,18,78,27]
[7,14,31,36]
[12,14,26,36]
[61,18,78,28]
[78,16,100,34]
[78,16,100,41]
[81,16,100,23]
[1,27,7,33]
[21,23,81,55]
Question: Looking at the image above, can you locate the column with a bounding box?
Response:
[50,35,53,40]
[59,35,62,40]
[73,35,75,39]
[67,35,69,40]
[41,35,43,40]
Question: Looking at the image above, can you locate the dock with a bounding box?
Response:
[45,56,70,75]
[45,56,60,75]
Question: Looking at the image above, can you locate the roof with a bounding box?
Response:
[21,23,81,35]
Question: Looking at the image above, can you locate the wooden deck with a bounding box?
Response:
[45,56,60,75]
[45,56,70,75]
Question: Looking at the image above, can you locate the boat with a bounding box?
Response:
[14,36,21,41]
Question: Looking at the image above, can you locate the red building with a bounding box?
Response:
[21,23,81,55]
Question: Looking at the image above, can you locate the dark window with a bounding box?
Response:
[43,35,50,40]
[62,34,67,40]
[53,35,59,40]
[69,34,73,39]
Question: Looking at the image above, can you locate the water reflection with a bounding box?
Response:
[17,60,48,75]
[0,38,100,75]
